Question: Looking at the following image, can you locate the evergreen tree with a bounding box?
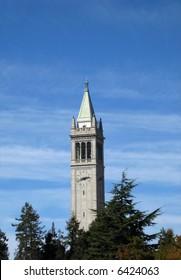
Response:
[155,229,181,260]
[42,223,65,260]
[42,228,56,260]
[0,229,9,259]
[87,172,160,259]
[116,236,155,260]
[12,202,45,259]
[173,235,181,259]
[65,214,87,259]
[55,229,66,259]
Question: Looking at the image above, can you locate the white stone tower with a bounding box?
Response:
[70,80,104,230]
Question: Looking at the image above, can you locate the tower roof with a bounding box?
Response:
[77,80,95,127]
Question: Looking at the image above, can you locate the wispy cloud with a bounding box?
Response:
[0,187,70,216]
[102,112,181,133]
[93,69,181,103]
[1,103,180,184]
[0,107,72,182]
[133,192,181,234]
[1,0,180,30]
[1,140,180,185]
[105,139,181,185]
[0,107,73,147]
[0,146,70,181]
[1,60,180,109]
[157,214,181,227]
[89,1,181,27]
[0,186,70,250]
[0,60,84,109]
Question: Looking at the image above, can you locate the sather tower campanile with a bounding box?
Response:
[70,81,105,230]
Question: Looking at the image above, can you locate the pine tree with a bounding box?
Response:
[42,223,65,260]
[0,229,9,259]
[117,236,155,260]
[12,202,45,259]
[65,214,87,259]
[155,229,181,260]
[55,229,66,259]
[87,172,160,259]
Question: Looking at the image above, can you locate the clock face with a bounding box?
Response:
[76,170,91,183]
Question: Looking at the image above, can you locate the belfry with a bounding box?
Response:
[70,81,105,230]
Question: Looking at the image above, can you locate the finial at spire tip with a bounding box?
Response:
[85,79,89,91]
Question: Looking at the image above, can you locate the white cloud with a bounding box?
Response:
[0,187,70,215]
[0,107,73,148]
[1,60,180,110]
[0,60,82,95]
[0,145,70,181]
[1,104,180,184]
[102,112,181,133]
[89,1,181,27]
[105,138,181,185]
[157,214,181,226]
[93,69,181,103]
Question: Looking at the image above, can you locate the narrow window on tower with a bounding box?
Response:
[97,143,103,161]
[83,212,86,217]
[75,143,80,161]
[87,142,91,161]
[81,142,85,160]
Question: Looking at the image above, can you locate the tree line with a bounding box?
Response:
[1,172,181,259]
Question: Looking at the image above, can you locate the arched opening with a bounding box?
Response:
[97,143,103,161]
[75,142,80,160]
[81,142,86,160]
[87,142,91,160]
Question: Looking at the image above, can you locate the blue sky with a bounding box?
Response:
[0,0,180,259]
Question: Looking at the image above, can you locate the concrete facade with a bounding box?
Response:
[70,81,105,230]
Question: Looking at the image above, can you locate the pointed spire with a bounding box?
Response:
[85,79,89,92]
[71,116,76,129]
[99,118,103,131]
[92,114,96,128]
[77,80,95,128]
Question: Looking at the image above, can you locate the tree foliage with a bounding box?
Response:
[116,236,156,260]
[86,172,161,259]
[155,228,181,260]
[0,229,9,260]
[12,202,45,259]
[9,173,180,260]
[65,214,88,259]
[42,222,65,260]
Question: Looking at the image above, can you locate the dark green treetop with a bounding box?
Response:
[0,229,9,260]
[12,202,45,260]
[87,172,161,259]
[42,222,65,260]
[65,214,88,259]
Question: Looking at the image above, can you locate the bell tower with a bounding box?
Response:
[70,81,104,230]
